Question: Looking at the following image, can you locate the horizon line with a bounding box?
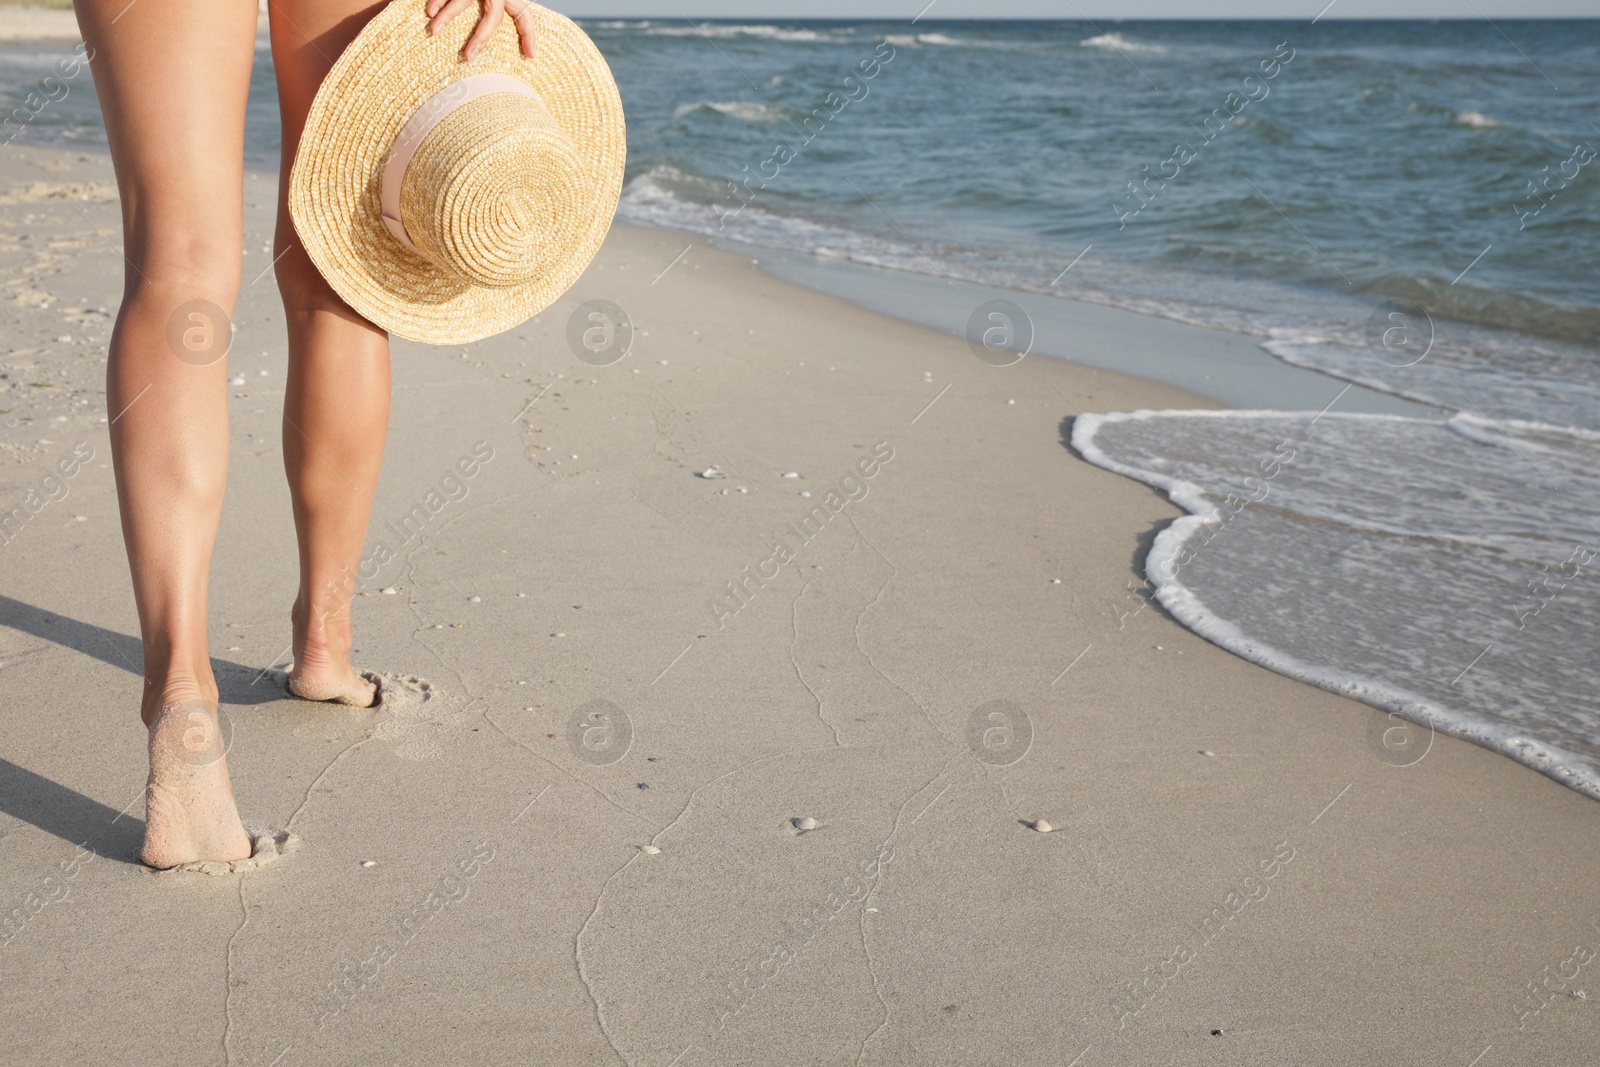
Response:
[568,14,1600,20]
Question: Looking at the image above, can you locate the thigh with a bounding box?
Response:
[268,0,386,160]
[73,0,257,278]
[267,0,387,312]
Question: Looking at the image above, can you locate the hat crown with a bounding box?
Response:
[398,92,591,289]
[289,1,626,344]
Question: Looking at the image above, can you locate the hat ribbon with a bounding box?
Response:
[380,72,544,256]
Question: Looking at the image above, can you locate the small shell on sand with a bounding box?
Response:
[781,472,800,479]
[360,860,377,868]
[792,816,818,831]
[1032,820,1054,833]
[639,845,661,855]
[697,468,728,479]
[167,829,298,876]
[381,587,398,595]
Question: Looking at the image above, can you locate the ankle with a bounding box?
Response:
[294,594,355,658]
[140,659,219,726]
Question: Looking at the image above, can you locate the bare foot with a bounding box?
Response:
[288,595,378,707]
[140,699,252,870]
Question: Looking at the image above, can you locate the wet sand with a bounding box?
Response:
[1,143,1597,1065]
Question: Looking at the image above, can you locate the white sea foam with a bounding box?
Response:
[1072,408,1600,799]
[1079,32,1169,54]
[1262,327,1600,431]
[619,169,939,273]
[672,100,792,124]
[880,32,980,48]
[642,24,845,43]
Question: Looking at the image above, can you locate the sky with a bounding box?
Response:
[548,1,1597,16]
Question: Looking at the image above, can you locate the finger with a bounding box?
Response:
[462,0,505,59]
[428,0,474,36]
[506,0,538,59]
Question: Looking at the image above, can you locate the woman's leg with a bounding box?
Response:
[72,0,259,866]
[269,0,390,708]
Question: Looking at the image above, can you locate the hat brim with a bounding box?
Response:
[289,0,625,345]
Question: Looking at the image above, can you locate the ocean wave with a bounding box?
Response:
[671,100,794,124]
[1079,32,1169,54]
[0,48,89,73]
[1230,114,1293,143]
[1262,324,1600,433]
[881,31,1041,51]
[620,170,1031,293]
[640,24,847,43]
[1072,408,1600,801]
[1356,274,1600,349]
[1408,100,1518,133]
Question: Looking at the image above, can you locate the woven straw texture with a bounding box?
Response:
[289,0,625,344]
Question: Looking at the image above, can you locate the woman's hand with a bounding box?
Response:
[426,0,538,61]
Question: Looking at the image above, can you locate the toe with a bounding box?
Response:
[349,675,378,708]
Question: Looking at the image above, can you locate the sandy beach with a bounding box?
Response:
[0,7,78,44]
[0,4,268,41]
[2,139,1598,1064]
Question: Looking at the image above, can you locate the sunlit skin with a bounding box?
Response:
[72,0,535,868]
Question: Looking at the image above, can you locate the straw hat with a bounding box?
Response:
[289,0,625,344]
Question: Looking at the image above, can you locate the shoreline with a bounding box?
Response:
[1075,406,1600,802]
[6,142,1586,801]
[3,140,1598,1064]
[698,234,1441,417]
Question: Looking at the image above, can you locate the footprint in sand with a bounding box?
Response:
[259,668,449,760]
[162,829,299,876]
[370,674,451,762]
